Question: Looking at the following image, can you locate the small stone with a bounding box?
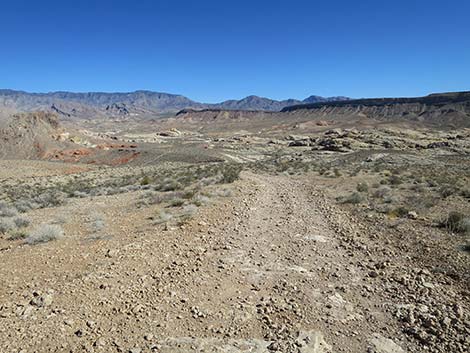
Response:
[407,211,418,220]
[94,338,106,347]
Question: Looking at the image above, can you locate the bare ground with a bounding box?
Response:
[1,171,468,353]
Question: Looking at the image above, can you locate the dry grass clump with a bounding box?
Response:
[26,224,64,245]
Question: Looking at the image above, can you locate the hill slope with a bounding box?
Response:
[279,91,470,127]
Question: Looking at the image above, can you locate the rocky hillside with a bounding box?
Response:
[0,112,68,159]
[0,89,348,118]
[280,91,470,127]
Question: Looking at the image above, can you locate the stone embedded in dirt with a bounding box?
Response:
[407,211,418,220]
[369,334,405,353]
[304,234,328,243]
[30,293,53,307]
[296,331,332,353]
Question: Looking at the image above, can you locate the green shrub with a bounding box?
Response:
[140,175,151,186]
[356,182,369,193]
[388,206,409,218]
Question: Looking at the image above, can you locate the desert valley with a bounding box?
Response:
[0,89,468,353]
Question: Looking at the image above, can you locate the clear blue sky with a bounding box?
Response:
[1,0,469,102]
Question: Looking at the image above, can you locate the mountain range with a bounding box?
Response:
[0,89,349,119]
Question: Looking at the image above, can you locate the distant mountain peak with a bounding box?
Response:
[0,89,350,118]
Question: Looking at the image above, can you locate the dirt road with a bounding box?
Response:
[0,173,468,352]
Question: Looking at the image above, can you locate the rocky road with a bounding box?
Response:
[0,173,468,352]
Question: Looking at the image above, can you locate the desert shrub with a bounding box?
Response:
[389,175,403,186]
[409,183,426,193]
[26,224,64,244]
[140,175,151,186]
[168,198,185,207]
[373,186,392,199]
[0,218,16,234]
[14,216,30,228]
[34,190,67,208]
[182,189,196,200]
[89,213,106,232]
[72,191,89,198]
[158,179,183,192]
[460,188,470,199]
[8,230,28,241]
[139,191,186,207]
[219,165,242,184]
[215,189,233,197]
[180,204,198,218]
[154,209,172,224]
[439,185,458,198]
[356,182,369,193]
[439,212,470,234]
[333,168,342,178]
[0,206,18,218]
[341,192,364,204]
[192,195,210,206]
[388,206,409,218]
[13,200,38,213]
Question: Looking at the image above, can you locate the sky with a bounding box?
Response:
[0,0,469,102]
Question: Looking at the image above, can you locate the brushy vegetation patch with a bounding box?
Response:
[153,209,173,225]
[8,230,28,241]
[26,224,64,245]
[0,217,16,234]
[439,212,470,234]
[339,192,364,205]
[1,162,243,211]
